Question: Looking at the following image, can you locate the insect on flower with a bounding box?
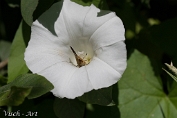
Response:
[70,46,86,67]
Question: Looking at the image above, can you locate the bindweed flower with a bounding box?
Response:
[24,0,127,99]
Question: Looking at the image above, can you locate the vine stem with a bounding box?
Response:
[7,106,12,112]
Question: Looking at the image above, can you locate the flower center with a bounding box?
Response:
[70,46,91,67]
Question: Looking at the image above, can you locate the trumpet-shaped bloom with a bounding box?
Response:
[24,0,127,99]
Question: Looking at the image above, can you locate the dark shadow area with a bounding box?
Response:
[0,0,21,41]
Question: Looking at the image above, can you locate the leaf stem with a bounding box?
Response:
[7,106,12,112]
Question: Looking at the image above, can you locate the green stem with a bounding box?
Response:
[7,106,12,112]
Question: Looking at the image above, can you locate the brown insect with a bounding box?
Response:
[70,46,86,67]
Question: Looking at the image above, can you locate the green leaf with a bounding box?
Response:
[0,74,54,106]
[71,0,107,9]
[78,86,114,106]
[0,40,11,61]
[38,1,63,35]
[21,0,39,26]
[97,10,111,17]
[0,86,32,106]
[0,75,7,87]
[118,50,177,118]
[54,98,85,118]
[11,74,54,99]
[71,0,99,6]
[33,0,55,20]
[7,21,29,83]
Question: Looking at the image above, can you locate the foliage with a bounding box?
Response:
[7,21,29,83]
[21,0,39,26]
[0,74,53,106]
[0,0,177,117]
[119,50,177,118]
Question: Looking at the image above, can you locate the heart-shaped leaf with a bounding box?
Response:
[118,50,177,118]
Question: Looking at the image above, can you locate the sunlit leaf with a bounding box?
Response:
[54,98,85,118]
[7,21,29,83]
[21,0,39,26]
[118,50,177,118]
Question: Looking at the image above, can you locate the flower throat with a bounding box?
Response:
[70,46,90,67]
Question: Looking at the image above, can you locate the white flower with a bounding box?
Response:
[24,0,127,99]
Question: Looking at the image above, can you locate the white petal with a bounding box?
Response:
[54,0,90,42]
[30,20,68,48]
[25,0,127,99]
[65,66,93,98]
[82,5,116,38]
[90,17,125,50]
[38,62,93,99]
[38,62,76,98]
[55,0,116,41]
[25,20,70,73]
[86,57,121,89]
[95,41,127,75]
